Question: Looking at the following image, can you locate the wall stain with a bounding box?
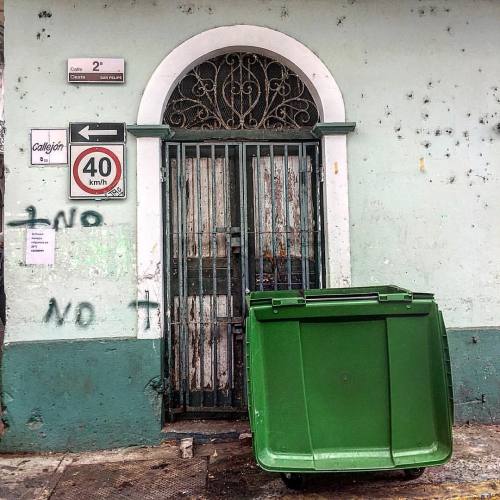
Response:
[35,28,51,40]
[177,3,214,15]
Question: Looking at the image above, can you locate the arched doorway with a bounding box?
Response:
[163,52,323,418]
[133,25,351,422]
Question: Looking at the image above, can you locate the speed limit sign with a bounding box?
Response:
[70,144,125,199]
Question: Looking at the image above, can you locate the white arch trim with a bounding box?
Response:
[136,25,351,339]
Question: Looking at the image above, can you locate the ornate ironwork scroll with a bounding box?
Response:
[164,52,319,130]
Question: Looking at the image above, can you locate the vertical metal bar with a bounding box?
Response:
[303,145,310,288]
[163,144,173,415]
[210,144,218,405]
[177,145,186,408]
[314,144,323,288]
[283,145,292,289]
[270,145,278,290]
[298,143,307,289]
[241,143,248,407]
[175,144,182,410]
[256,145,264,291]
[183,146,190,407]
[240,144,248,313]
[195,144,205,403]
[224,145,233,405]
[183,147,190,406]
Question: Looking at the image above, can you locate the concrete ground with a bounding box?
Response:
[0,424,498,499]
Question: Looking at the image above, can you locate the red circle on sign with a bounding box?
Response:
[73,146,122,195]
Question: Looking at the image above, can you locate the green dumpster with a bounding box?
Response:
[246,286,453,486]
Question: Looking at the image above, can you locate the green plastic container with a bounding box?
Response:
[246,286,453,477]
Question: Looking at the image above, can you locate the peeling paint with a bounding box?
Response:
[144,376,163,419]
[26,409,44,431]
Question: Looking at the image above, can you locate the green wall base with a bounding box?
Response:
[447,328,499,424]
[0,338,163,452]
[0,329,498,452]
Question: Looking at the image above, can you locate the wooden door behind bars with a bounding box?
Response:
[163,142,323,419]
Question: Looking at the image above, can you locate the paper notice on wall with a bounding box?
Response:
[26,229,56,265]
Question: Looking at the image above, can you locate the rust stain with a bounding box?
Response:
[334,162,339,175]
[419,158,426,173]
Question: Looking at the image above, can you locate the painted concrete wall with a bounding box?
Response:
[0,339,163,451]
[3,0,500,340]
[0,0,499,450]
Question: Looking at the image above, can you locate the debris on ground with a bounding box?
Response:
[180,437,194,459]
[0,425,498,499]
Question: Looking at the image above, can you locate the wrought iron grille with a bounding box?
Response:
[163,52,319,130]
[163,142,323,418]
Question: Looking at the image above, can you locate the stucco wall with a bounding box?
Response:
[3,0,499,343]
[0,338,163,451]
[1,0,499,450]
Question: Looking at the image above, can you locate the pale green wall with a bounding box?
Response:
[2,1,500,449]
[3,0,500,343]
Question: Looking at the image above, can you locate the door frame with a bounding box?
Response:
[134,25,350,346]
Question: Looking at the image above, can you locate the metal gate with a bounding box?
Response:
[162,142,324,419]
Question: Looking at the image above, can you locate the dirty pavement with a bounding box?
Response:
[0,424,499,499]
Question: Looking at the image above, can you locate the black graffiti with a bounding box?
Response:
[80,210,103,228]
[43,298,71,326]
[75,302,95,327]
[43,293,158,330]
[128,291,159,330]
[7,206,50,228]
[53,208,76,231]
[8,206,103,231]
[43,298,95,328]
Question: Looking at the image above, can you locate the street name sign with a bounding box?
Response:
[30,128,68,166]
[70,122,126,143]
[67,58,125,83]
[70,144,125,199]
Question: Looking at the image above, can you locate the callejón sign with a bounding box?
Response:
[30,129,68,166]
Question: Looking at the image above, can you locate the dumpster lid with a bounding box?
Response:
[246,285,434,308]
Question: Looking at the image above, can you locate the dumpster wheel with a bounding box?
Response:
[281,473,305,489]
[403,467,426,480]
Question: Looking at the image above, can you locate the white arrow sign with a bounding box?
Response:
[78,125,118,141]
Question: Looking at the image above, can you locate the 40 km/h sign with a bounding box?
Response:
[70,144,125,199]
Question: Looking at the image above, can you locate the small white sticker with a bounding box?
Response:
[26,228,56,265]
